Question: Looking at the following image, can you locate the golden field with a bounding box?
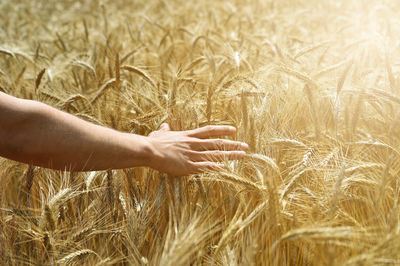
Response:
[1,0,400,264]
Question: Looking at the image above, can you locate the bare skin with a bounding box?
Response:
[0,92,248,175]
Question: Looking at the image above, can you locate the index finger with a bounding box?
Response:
[186,125,236,139]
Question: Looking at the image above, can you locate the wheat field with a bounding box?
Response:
[1,0,400,265]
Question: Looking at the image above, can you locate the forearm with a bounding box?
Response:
[0,98,153,171]
[1,92,248,175]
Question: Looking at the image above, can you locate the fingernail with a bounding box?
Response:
[241,143,249,150]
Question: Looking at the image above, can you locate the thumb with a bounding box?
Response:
[159,123,171,131]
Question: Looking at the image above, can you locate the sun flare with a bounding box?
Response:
[1,0,400,265]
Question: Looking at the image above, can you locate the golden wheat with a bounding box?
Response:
[2,0,400,265]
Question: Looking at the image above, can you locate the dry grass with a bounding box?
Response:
[2,0,400,265]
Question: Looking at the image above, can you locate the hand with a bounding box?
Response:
[146,123,248,176]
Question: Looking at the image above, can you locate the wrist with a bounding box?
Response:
[141,136,164,170]
[137,135,158,168]
[116,133,153,169]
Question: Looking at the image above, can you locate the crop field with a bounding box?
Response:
[1,0,400,265]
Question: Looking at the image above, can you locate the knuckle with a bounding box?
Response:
[187,161,196,169]
[204,163,213,170]
[207,125,216,132]
[212,151,224,159]
[218,151,226,156]
[185,130,196,137]
[215,139,224,148]
[189,139,201,146]
[186,150,198,157]
[187,162,199,173]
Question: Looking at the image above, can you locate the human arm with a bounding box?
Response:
[0,92,247,175]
